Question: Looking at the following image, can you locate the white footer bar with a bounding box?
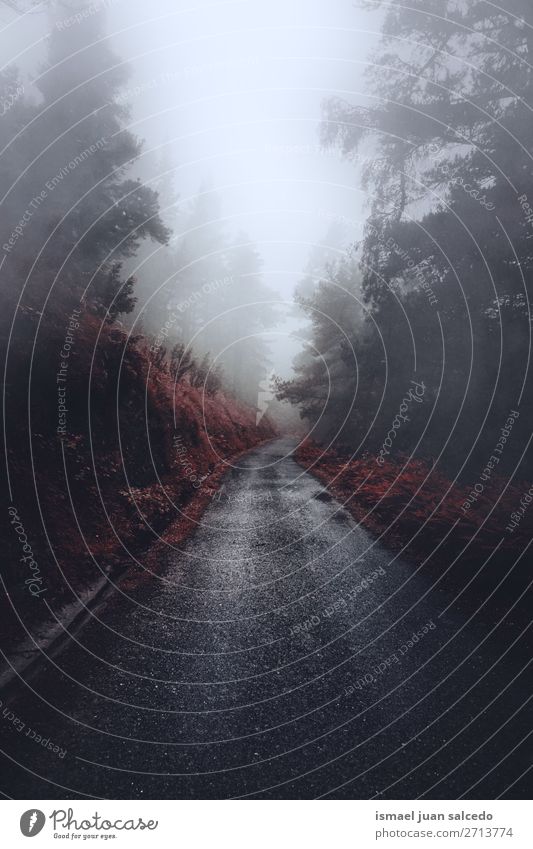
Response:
[3,800,531,848]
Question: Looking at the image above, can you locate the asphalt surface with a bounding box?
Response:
[1,437,531,799]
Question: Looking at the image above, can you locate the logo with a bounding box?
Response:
[20,809,46,837]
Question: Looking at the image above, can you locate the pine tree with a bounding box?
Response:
[283,1,533,469]
[28,5,169,316]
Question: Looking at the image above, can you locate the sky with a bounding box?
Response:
[108,0,380,282]
[0,0,381,373]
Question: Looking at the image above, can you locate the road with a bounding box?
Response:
[0,437,531,799]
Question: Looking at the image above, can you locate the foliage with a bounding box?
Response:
[279,0,533,480]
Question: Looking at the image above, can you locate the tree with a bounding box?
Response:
[170,342,194,381]
[281,1,533,472]
[276,251,369,445]
[21,4,170,316]
[322,0,533,307]
[212,234,277,406]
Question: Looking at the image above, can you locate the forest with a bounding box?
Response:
[2,3,277,638]
[276,0,533,589]
[0,0,532,804]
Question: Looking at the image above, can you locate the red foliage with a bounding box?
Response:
[3,312,275,645]
[295,440,533,565]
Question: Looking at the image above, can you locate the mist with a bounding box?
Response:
[0,0,379,399]
[2,0,533,806]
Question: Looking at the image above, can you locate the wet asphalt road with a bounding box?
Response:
[1,437,531,799]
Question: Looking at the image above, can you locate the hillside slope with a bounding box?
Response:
[3,309,274,652]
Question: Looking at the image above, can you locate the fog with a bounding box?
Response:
[0,0,379,382]
[3,0,533,803]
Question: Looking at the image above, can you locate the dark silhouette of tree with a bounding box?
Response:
[280,0,533,475]
[26,4,169,316]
